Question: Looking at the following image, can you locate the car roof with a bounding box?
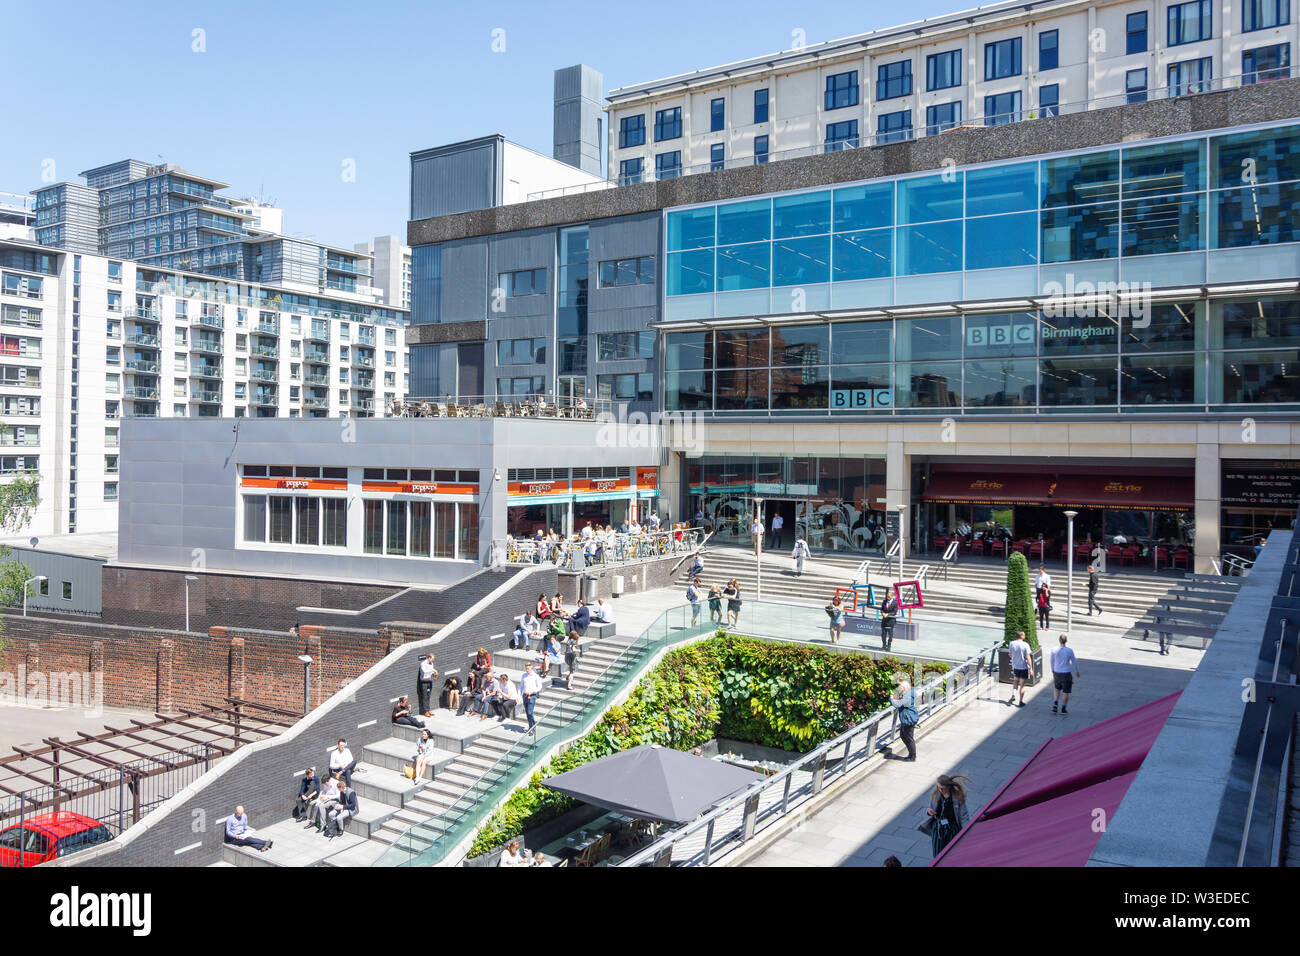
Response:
[10,811,104,838]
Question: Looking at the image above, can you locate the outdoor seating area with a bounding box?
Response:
[388,395,603,420]
[533,811,660,866]
[502,526,701,567]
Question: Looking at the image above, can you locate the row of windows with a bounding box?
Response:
[620,90,772,149]
[507,467,631,481]
[597,256,655,288]
[665,124,1300,290]
[242,464,349,478]
[497,337,548,366]
[664,351,1300,412]
[665,299,1300,370]
[596,372,655,402]
[500,268,547,298]
[241,495,479,560]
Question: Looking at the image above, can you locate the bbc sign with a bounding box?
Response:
[831,388,893,409]
[967,319,1035,349]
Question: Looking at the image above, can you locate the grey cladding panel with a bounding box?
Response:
[411,141,500,220]
[441,239,489,323]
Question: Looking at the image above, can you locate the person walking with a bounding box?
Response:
[519,661,543,732]
[686,577,702,626]
[416,652,438,717]
[880,591,900,652]
[890,681,919,761]
[724,579,742,628]
[771,512,784,550]
[827,595,845,644]
[926,775,971,857]
[1086,565,1103,615]
[791,535,810,576]
[1008,630,1034,708]
[708,584,723,625]
[1036,583,1052,630]
[1050,634,1081,714]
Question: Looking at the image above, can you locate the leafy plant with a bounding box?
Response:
[467,634,948,857]
[1004,550,1038,649]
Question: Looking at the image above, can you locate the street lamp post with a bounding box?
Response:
[297,654,314,715]
[22,576,46,617]
[184,574,199,632]
[753,497,765,599]
[1064,511,1078,638]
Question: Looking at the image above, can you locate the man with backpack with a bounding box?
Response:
[687,578,702,626]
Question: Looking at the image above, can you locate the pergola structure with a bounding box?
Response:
[0,698,298,833]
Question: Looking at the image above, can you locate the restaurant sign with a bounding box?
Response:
[241,476,347,491]
[1221,462,1300,508]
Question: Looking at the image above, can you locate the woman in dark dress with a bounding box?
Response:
[927,774,971,857]
[723,579,742,628]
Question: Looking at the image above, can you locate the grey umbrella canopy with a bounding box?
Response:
[543,744,765,825]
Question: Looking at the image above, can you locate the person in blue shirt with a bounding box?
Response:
[568,600,591,636]
[224,806,273,852]
[890,682,918,761]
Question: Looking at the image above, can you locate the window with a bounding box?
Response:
[1038,30,1059,71]
[597,373,655,403]
[61,581,72,601]
[710,143,725,172]
[500,268,547,297]
[618,157,644,186]
[710,97,725,132]
[1244,0,1290,32]
[926,49,962,91]
[1168,57,1213,96]
[985,37,1022,80]
[824,71,859,110]
[1126,68,1149,103]
[984,90,1023,125]
[38,579,48,595]
[926,102,962,135]
[106,291,121,312]
[107,261,122,282]
[596,331,656,361]
[104,482,118,501]
[876,60,912,100]
[1243,44,1291,83]
[654,107,682,141]
[1127,12,1148,54]
[656,151,682,180]
[1039,84,1059,117]
[754,88,769,123]
[597,256,655,288]
[496,337,548,364]
[1168,0,1212,46]
[877,110,912,144]
[618,114,645,148]
[825,120,859,152]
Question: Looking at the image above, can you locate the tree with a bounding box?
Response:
[0,474,40,667]
[1004,551,1038,649]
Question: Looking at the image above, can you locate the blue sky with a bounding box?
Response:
[0,0,954,249]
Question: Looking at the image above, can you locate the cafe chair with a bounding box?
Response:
[1121,546,1139,567]
[1172,547,1191,571]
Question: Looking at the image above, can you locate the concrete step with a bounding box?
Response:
[221,818,368,867]
[361,736,458,780]
[342,799,399,839]
[349,763,428,808]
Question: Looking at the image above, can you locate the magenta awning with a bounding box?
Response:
[932,692,1181,867]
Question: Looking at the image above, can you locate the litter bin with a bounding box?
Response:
[612,575,625,597]
[582,574,599,602]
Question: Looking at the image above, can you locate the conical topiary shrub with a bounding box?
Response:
[1004,551,1038,649]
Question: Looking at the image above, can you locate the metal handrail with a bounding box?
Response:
[618,641,1000,866]
[500,529,703,568]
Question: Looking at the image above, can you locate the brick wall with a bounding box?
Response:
[60,563,559,868]
[101,565,402,633]
[297,565,525,630]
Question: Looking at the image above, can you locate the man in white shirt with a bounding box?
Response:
[329,738,357,787]
[647,512,660,531]
[493,673,520,722]
[475,674,501,720]
[1049,634,1081,714]
[519,661,543,732]
[417,652,438,716]
[751,517,764,556]
[1007,631,1034,708]
[771,513,785,550]
[580,522,594,541]
[592,599,613,623]
[1034,566,1051,592]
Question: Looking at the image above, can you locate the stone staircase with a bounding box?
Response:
[679,542,1197,630]
[221,631,635,868]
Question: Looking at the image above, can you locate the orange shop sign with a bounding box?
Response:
[241,476,347,491]
[636,467,658,488]
[362,480,478,496]
[509,479,571,496]
[571,477,632,493]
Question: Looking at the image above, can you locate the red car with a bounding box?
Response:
[0,812,112,867]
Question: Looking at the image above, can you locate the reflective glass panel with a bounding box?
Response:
[833,182,894,231]
[966,162,1038,216]
[964,359,1037,406]
[771,324,829,365]
[1210,125,1300,188]
[1039,357,1119,405]
[666,371,713,410]
[1122,140,1206,198]
[831,321,892,364]
[1120,353,1201,404]
[1042,151,1120,206]
[717,199,771,245]
[965,312,1037,357]
[772,236,831,286]
[1040,203,1119,261]
[1039,310,1121,355]
[771,366,829,409]
[1213,182,1300,247]
[899,315,962,360]
[773,192,832,238]
[665,331,713,370]
[666,249,714,295]
[897,173,964,224]
[1122,192,1205,255]
[1123,302,1201,353]
[715,328,770,367]
[895,362,962,407]
[898,221,962,274]
[965,212,1038,268]
[666,208,715,251]
[1214,297,1300,349]
[1214,349,1300,403]
[831,229,892,280]
[716,242,770,290]
[715,368,769,410]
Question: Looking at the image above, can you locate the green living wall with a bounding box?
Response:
[468,632,947,857]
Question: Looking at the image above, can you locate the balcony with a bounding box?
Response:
[304,396,329,409]
[126,359,159,373]
[351,397,375,411]
[252,345,278,359]
[132,307,160,322]
[354,374,375,390]
[193,314,224,331]
[3,377,39,389]
[252,392,278,406]
[304,371,328,385]
[124,407,157,418]
[192,363,222,379]
[0,312,40,330]
[127,332,160,347]
[125,386,159,400]
[190,338,223,355]
[249,369,278,384]
[305,327,330,344]
[352,353,375,368]
[256,321,279,336]
[304,349,329,364]
[0,434,39,447]
[190,389,221,403]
